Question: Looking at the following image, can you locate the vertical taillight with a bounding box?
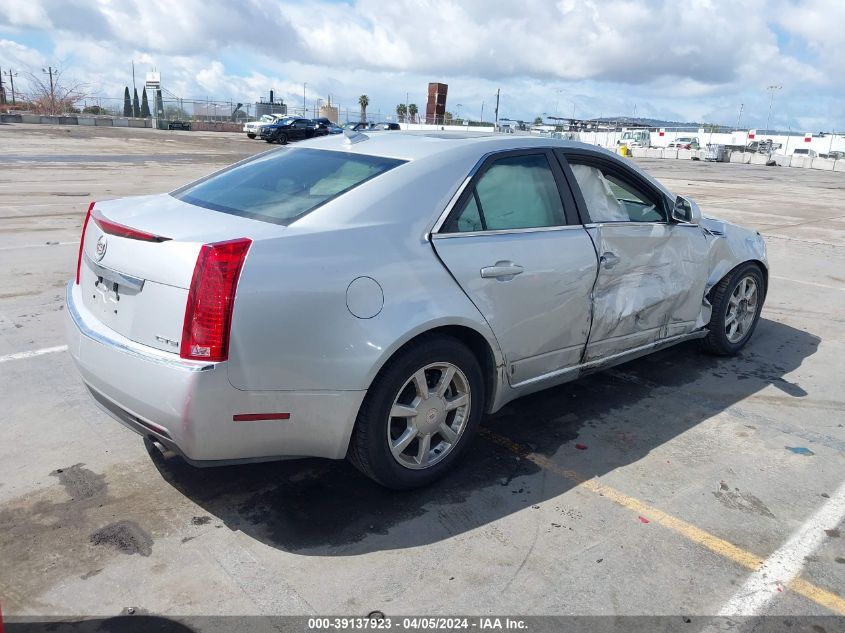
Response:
[75,202,95,284]
[180,238,252,362]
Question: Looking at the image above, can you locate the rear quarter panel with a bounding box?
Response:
[226,151,503,393]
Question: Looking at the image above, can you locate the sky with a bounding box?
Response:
[1,0,843,130]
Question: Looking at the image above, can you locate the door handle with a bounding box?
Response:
[600,252,620,270]
[480,261,524,280]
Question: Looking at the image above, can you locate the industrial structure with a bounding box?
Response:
[425,82,448,124]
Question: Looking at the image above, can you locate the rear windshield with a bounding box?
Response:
[172,147,405,225]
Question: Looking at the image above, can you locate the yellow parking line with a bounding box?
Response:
[479,428,845,615]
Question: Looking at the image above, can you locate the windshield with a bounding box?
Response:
[259,115,275,123]
[172,147,406,225]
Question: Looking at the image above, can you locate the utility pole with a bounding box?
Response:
[303,82,307,116]
[480,101,484,124]
[736,103,744,131]
[42,66,56,114]
[494,89,500,130]
[764,85,782,135]
[0,67,4,105]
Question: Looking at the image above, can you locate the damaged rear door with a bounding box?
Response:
[557,150,709,362]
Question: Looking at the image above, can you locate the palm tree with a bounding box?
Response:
[408,103,418,123]
[358,94,369,123]
[396,103,407,123]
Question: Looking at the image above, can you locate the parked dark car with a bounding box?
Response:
[260,117,317,144]
[167,121,191,131]
[343,122,369,131]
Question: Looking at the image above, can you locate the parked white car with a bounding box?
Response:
[243,114,286,139]
[792,148,818,158]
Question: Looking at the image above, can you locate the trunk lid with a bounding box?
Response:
[78,193,282,353]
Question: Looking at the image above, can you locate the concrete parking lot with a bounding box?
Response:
[1,124,843,624]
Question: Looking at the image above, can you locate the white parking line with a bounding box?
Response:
[771,275,845,292]
[717,479,845,616]
[0,345,69,363]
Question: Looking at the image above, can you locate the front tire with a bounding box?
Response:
[348,335,485,489]
[702,262,765,355]
[276,133,288,145]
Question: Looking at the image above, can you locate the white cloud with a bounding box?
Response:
[0,0,842,128]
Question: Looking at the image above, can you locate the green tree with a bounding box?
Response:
[444,111,454,124]
[123,87,132,117]
[396,103,407,123]
[408,103,418,123]
[132,88,140,118]
[140,88,151,118]
[358,94,369,123]
[533,116,543,125]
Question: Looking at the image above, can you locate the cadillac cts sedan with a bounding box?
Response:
[66,133,767,489]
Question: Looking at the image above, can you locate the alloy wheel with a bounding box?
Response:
[725,275,759,343]
[386,362,471,470]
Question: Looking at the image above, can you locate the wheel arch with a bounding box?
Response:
[363,322,503,415]
[707,258,768,302]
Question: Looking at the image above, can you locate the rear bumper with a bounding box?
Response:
[64,282,364,463]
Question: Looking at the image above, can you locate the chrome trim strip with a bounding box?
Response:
[66,282,214,373]
[582,221,699,229]
[510,330,707,389]
[84,253,145,291]
[433,225,588,239]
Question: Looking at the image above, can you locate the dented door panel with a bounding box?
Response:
[584,223,709,361]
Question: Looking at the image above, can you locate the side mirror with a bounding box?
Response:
[671,195,701,225]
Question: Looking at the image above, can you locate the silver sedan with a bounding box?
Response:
[65,133,767,489]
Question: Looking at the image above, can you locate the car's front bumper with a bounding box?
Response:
[64,282,364,465]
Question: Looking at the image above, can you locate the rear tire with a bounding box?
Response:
[701,262,765,355]
[247,133,256,139]
[348,335,485,490]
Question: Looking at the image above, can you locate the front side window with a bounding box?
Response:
[447,154,566,232]
[173,148,405,225]
[569,163,665,223]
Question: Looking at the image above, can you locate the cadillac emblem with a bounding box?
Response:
[95,234,108,262]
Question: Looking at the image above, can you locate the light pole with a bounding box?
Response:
[456,103,463,122]
[2,68,17,105]
[554,89,562,119]
[42,66,56,114]
[764,85,782,135]
[736,103,744,131]
[303,82,307,117]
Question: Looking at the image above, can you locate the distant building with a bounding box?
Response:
[319,96,338,123]
[426,82,448,124]
[255,101,287,118]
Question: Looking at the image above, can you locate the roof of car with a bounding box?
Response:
[301,131,607,161]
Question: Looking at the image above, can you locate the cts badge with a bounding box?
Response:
[95,234,108,261]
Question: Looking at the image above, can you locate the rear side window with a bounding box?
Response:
[173,148,405,225]
[446,154,566,232]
